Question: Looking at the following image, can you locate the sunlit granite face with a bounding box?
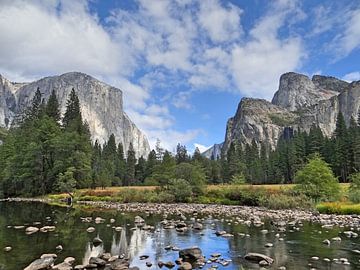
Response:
[0,72,150,158]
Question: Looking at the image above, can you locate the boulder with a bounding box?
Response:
[179,247,203,262]
[52,262,72,270]
[24,257,55,270]
[244,253,274,265]
[25,226,39,234]
[178,262,192,270]
[89,257,106,266]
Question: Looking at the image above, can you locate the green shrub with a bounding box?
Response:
[167,178,193,202]
[230,173,246,185]
[259,193,312,209]
[349,173,360,203]
[295,154,340,202]
[223,187,266,206]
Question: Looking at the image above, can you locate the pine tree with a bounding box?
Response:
[145,150,157,179]
[135,156,146,183]
[175,143,188,164]
[45,89,61,122]
[333,112,350,181]
[192,147,202,163]
[155,139,164,161]
[115,143,126,184]
[62,88,83,133]
[125,143,136,185]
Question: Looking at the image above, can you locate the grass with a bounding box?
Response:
[43,183,354,213]
[316,202,360,215]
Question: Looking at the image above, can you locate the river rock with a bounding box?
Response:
[89,257,106,266]
[244,253,274,265]
[25,226,39,234]
[110,258,130,269]
[92,237,103,246]
[178,262,192,270]
[94,217,105,224]
[40,254,57,259]
[52,262,72,270]
[134,216,145,225]
[86,227,95,233]
[193,223,203,230]
[163,261,175,268]
[323,239,330,245]
[40,226,56,232]
[24,256,55,270]
[179,247,203,262]
[64,257,76,265]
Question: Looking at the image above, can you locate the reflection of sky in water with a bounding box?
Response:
[87,219,355,270]
[0,202,358,270]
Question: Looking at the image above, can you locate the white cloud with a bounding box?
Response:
[230,1,304,99]
[198,0,242,43]
[0,0,308,151]
[0,1,128,79]
[343,71,360,82]
[147,129,203,152]
[194,143,211,153]
[334,9,360,58]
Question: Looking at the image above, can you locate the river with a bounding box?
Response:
[0,201,358,269]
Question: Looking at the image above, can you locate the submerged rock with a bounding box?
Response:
[244,253,274,265]
[179,247,203,262]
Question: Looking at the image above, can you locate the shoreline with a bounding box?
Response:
[2,197,360,227]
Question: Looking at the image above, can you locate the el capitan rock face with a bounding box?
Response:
[204,72,360,158]
[0,72,150,158]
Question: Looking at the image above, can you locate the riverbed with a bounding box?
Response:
[0,201,359,269]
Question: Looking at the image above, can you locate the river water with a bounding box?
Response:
[0,201,358,269]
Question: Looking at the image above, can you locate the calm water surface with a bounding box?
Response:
[0,202,359,269]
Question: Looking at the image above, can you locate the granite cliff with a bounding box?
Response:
[0,72,150,157]
[205,72,359,157]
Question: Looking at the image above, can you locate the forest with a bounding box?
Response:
[0,88,360,198]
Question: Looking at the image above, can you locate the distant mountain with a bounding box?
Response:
[204,72,360,157]
[0,72,150,157]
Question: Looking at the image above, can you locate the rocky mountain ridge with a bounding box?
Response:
[0,72,150,158]
[205,72,359,157]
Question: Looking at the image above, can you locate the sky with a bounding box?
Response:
[0,0,360,153]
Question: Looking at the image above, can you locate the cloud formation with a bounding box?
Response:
[0,0,358,150]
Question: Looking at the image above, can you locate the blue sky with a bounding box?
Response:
[0,0,360,152]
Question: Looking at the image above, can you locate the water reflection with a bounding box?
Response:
[0,202,360,270]
[82,242,104,265]
[111,229,128,257]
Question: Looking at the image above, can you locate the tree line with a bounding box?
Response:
[220,111,360,184]
[0,87,359,198]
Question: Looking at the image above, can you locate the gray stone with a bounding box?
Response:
[89,257,106,266]
[244,253,274,265]
[24,257,55,270]
[179,247,203,262]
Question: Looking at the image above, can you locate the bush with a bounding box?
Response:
[259,193,312,209]
[230,173,246,185]
[167,178,193,202]
[223,187,266,206]
[349,173,360,203]
[295,154,340,202]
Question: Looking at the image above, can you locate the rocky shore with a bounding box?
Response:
[76,201,360,228]
[2,197,360,227]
